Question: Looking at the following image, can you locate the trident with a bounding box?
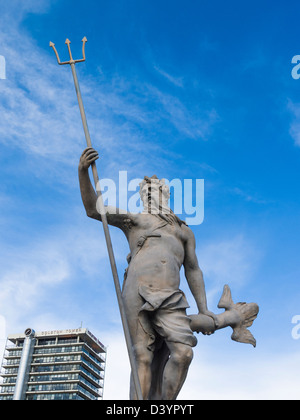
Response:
[49,38,143,400]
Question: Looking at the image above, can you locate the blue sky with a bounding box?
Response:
[1,0,300,399]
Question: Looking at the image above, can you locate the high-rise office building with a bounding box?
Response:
[0,327,106,400]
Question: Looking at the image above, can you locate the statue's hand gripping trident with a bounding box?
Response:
[49,38,144,401]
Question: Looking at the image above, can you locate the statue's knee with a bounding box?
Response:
[133,344,153,367]
[171,344,193,367]
[181,346,193,366]
[186,347,194,364]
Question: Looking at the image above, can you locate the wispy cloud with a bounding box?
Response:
[0,32,179,182]
[0,6,220,189]
[196,235,260,305]
[146,85,219,141]
[287,100,300,147]
[241,47,268,73]
[230,186,271,205]
[2,0,53,20]
[179,348,300,400]
[153,65,184,87]
[0,217,115,329]
[0,24,85,168]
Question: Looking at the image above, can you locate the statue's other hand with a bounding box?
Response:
[200,309,219,330]
[79,147,99,171]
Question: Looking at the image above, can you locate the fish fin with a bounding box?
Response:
[217,284,234,310]
[231,327,257,347]
[231,302,259,347]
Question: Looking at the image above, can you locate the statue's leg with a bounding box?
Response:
[123,283,155,399]
[150,308,196,400]
[161,341,193,400]
[148,340,170,400]
[129,327,155,400]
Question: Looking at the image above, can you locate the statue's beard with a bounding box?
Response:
[142,200,186,226]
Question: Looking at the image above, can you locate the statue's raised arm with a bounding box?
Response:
[78,147,134,230]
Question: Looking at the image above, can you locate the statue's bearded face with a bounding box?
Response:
[139,176,170,213]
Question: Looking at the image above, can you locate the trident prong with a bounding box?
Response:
[49,37,87,65]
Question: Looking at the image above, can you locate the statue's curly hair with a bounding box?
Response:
[139,175,170,200]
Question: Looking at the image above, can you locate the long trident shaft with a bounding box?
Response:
[50,38,143,401]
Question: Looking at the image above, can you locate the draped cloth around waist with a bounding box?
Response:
[138,285,197,351]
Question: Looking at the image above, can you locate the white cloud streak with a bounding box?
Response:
[179,347,300,400]
[195,235,260,306]
[287,100,300,147]
[0,219,112,329]
[0,3,219,188]
[153,65,184,87]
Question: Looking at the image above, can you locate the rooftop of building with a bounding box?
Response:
[6,328,106,354]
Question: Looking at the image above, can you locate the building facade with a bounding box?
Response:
[0,327,106,400]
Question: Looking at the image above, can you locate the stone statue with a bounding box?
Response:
[78,147,259,400]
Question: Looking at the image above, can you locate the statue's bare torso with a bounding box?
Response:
[124,213,188,291]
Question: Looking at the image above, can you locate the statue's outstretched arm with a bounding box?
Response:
[183,228,218,327]
[183,226,259,343]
